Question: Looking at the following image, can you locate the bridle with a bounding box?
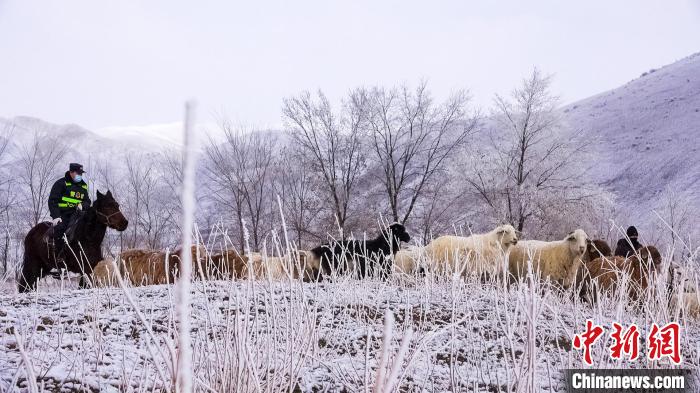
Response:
[96,210,122,227]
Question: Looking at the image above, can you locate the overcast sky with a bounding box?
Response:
[1,0,699,133]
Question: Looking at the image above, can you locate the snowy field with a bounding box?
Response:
[1,269,699,392]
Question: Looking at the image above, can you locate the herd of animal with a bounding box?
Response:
[92,246,319,286]
[86,222,698,315]
[91,223,412,286]
[15,191,696,316]
[394,225,676,300]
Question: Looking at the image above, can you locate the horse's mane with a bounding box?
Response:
[67,206,106,242]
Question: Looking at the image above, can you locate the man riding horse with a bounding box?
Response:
[18,162,129,292]
[48,162,91,260]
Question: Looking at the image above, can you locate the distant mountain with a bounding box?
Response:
[562,52,700,225]
[0,116,165,160]
[96,123,185,150]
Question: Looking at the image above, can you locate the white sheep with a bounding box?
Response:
[239,251,320,281]
[678,292,700,318]
[508,229,589,288]
[668,264,700,319]
[393,246,427,275]
[92,257,119,287]
[424,224,519,278]
[239,253,279,279]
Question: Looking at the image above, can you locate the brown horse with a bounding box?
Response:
[18,190,128,292]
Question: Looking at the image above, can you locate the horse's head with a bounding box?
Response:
[94,190,128,231]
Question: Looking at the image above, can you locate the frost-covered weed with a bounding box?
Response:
[0,224,698,392]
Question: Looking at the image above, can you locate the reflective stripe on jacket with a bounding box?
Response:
[48,172,92,219]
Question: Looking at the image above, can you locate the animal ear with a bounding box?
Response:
[496,226,505,234]
[639,247,650,260]
[106,190,113,198]
[96,190,104,198]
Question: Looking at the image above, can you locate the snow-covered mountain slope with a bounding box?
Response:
[1,116,223,156]
[0,116,162,160]
[96,123,185,149]
[562,52,700,217]
[0,116,180,199]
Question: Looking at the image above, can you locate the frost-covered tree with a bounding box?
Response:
[283,90,368,236]
[652,184,698,260]
[203,122,277,251]
[0,125,13,273]
[0,126,12,218]
[122,153,179,249]
[409,180,466,242]
[272,148,324,248]
[365,82,478,225]
[91,156,121,196]
[18,131,67,227]
[466,69,595,235]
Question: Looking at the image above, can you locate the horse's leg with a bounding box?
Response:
[357,257,367,279]
[78,273,95,289]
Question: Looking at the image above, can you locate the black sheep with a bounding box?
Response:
[311,223,411,279]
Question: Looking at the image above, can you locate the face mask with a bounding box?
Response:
[74,175,83,182]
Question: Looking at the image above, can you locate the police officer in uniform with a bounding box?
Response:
[48,163,91,256]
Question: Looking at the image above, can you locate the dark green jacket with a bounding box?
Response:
[48,172,91,219]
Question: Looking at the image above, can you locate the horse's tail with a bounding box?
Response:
[18,247,34,293]
[17,224,48,293]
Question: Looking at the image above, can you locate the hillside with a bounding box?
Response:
[0,116,169,158]
[562,52,700,222]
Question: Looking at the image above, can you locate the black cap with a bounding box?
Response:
[626,226,638,238]
[69,163,85,174]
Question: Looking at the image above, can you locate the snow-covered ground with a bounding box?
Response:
[1,272,698,392]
